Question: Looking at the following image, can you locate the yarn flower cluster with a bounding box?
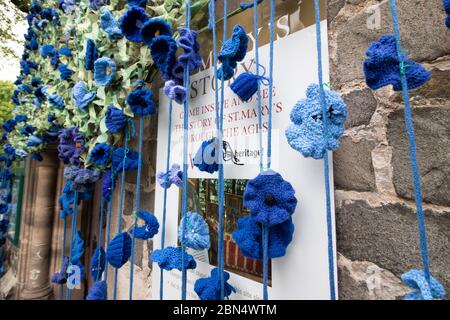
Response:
[151,246,197,271]
[106,232,132,268]
[64,166,101,192]
[129,211,160,240]
[157,163,183,188]
[285,84,348,159]
[58,127,85,167]
[73,81,97,111]
[89,143,112,166]
[194,268,236,300]
[218,24,248,81]
[126,87,157,116]
[363,35,430,91]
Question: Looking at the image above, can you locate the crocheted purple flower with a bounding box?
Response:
[64,167,101,192]
[51,256,69,284]
[163,80,186,104]
[112,147,140,175]
[218,24,248,80]
[141,18,173,46]
[244,170,297,226]
[401,269,446,300]
[363,35,430,91]
[106,232,132,268]
[86,280,107,300]
[151,246,197,271]
[285,84,348,159]
[232,215,294,259]
[89,0,106,10]
[157,163,183,188]
[105,106,127,133]
[194,268,236,300]
[89,143,112,166]
[100,8,123,40]
[177,28,202,72]
[150,35,178,79]
[129,211,159,240]
[58,127,84,166]
[126,88,156,116]
[101,170,114,201]
[94,57,116,86]
[178,212,210,250]
[193,138,220,173]
[58,0,77,14]
[85,39,98,71]
[73,81,97,111]
[120,6,149,42]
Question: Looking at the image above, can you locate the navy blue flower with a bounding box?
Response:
[59,47,72,57]
[2,119,17,133]
[177,28,202,72]
[126,88,156,116]
[120,6,149,42]
[363,35,430,91]
[151,246,196,271]
[85,38,98,71]
[89,0,106,10]
[40,8,60,26]
[48,94,65,109]
[150,35,177,78]
[112,147,140,175]
[218,24,248,80]
[30,3,42,14]
[34,86,47,102]
[31,77,42,87]
[193,138,220,173]
[14,76,24,85]
[141,18,173,46]
[86,281,107,300]
[128,0,147,7]
[73,81,96,111]
[25,38,38,51]
[106,232,132,268]
[105,106,127,133]
[194,268,236,300]
[129,211,159,240]
[58,127,84,167]
[40,44,55,58]
[100,8,123,40]
[89,143,112,166]
[64,167,101,192]
[58,64,73,80]
[94,57,116,86]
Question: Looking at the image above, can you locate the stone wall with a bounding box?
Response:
[328,0,450,299]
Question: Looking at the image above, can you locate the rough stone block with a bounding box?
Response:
[342,88,377,128]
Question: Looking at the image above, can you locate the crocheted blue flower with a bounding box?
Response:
[141,18,173,46]
[64,167,101,192]
[85,39,98,71]
[40,44,55,58]
[445,0,450,28]
[58,64,73,80]
[150,35,177,78]
[27,136,43,147]
[89,0,106,10]
[20,124,36,136]
[14,114,27,123]
[31,77,41,87]
[112,147,140,175]
[101,170,114,201]
[73,81,97,111]
[401,269,446,300]
[100,8,123,40]
[244,170,297,226]
[218,24,248,80]
[194,268,236,300]
[128,0,147,7]
[232,215,295,259]
[34,86,47,102]
[177,28,202,72]
[51,256,69,284]
[106,232,132,268]
[105,106,127,133]
[59,47,72,57]
[363,35,430,91]
[2,119,16,133]
[230,72,268,102]
[163,80,186,104]
[0,204,9,214]
[58,0,76,14]
[157,163,183,188]
[48,94,65,109]
[89,143,112,166]
[86,280,107,300]
[120,6,149,43]
[178,211,210,250]
[94,57,116,86]
[50,53,60,70]
[285,84,348,159]
[126,88,156,116]
[130,211,159,240]
[40,8,60,25]
[90,247,106,280]
[70,231,84,274]
[58,127,84,166]
[151,246,197,271]
[193,138,220,173]
[25,38,38,51]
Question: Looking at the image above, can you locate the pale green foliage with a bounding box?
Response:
[0,80,14,125]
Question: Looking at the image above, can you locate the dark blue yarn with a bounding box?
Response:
[40,44,55,58]
[217,24,248,81]
[230,72,266,102]
[105,106,127,133]
[90,246,106,280]
[177,27,202,72]
[120,6,149,43]
[106,232,132,268]
[129,211,159,240]
[112,146,140,175]
[20,124,36,136]
[141,18,173,46]
[194,268,236,300]
[59,47,72,57]
[31,77,42,87]
[86,280,107,300]
[51,256,69,284]
[101,170,115,201]
[2,119,17,133]
[444,0,450,28]
[193,137,220,173]
[239,0,263,10]
[84,39,98,71]
[126,88,157,116]
[58,64,73,80]
[127,0,147,8]
[89,143,112,166]
[363,35,430,91]
[149,36,178,78]
[48,94,65,109]
[151,246,197,271]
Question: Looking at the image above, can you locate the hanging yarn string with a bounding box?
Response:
[102,170,115,284]
[385,0,444,300]
[65,190,79,300]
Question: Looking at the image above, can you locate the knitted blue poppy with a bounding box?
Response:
[163,80,186,104]
[58,64,73,80]
[48,94,65,109]
[120,6,149,43]
[58,127,84,166]
[112,147,140,175]
[178,211,210,250]
[106,232,132,268]
[40,44,55,58]
[105,106,127,133]
[89,0,105,10]
[149,36,178,78]
[101,170,114,201]
[194,268,236,300]
[51,256,69,284]
[157,163,183,188]
[129,211,159,240]
[141,18,173,46]
[193,138,220,173]
[244,170,297,227]
[363,35,430,91]
[90,247,106,280]
[177,28,202,72]
[128,0,147,7]
[126,88,156,116]
[89,143,112,166]
[2,119,17,133]
[401,269,445,300]
[230,72,268,102]
[73,81,97,111]
[85,39,98,71]
[100,8,123,40]
[59,47,72,57]
[233,215,294,259]
[285,84,348,159]
[86,280,107,300]
[445,0,450,28]
[94,57,116,86]
[218,24,248,80]
[151,246,197,271]
[31,77,42,87]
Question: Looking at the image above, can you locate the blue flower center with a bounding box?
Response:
[264,195,277,206]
